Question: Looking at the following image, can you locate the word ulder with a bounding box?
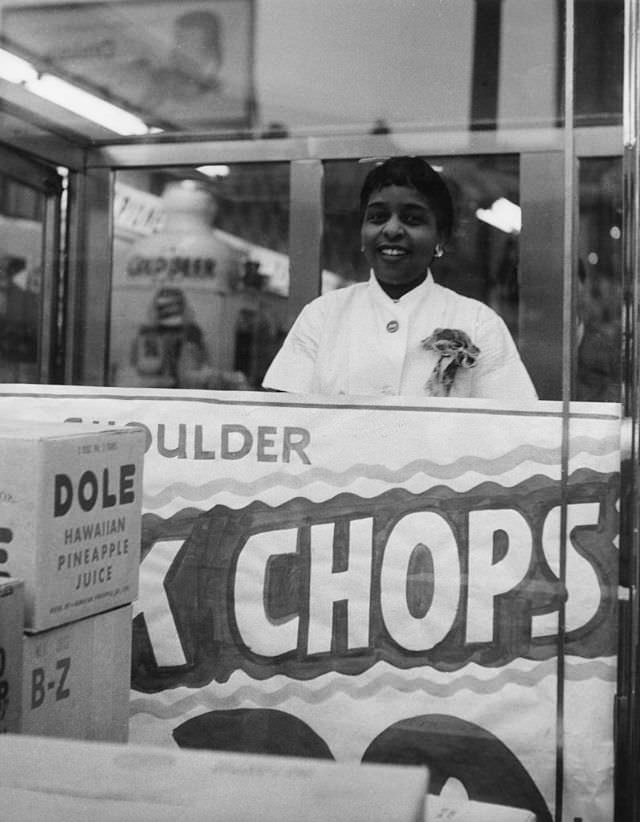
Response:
[131,468,619,692]
[65,418,312,465]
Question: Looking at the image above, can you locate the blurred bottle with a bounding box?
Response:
[125,180,243,294]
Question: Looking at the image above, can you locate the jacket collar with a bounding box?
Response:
[368,269,435,307]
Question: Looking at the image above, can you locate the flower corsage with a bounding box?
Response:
[421,328,480,396]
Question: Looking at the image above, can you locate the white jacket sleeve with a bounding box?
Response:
[262,301,324,392]
[470,308,538,400]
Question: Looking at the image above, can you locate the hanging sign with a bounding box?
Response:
[0,386,620,822]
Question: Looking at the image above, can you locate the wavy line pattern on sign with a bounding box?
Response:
[129,657,616,720]
[142,436,620,509]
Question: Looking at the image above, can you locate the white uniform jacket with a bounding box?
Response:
[262,272,538,400]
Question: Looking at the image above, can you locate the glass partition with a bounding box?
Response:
[70,1,630,820]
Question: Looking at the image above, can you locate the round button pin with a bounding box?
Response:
[386,320,399,333]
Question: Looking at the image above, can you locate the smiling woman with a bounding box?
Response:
[359,158,453,299]
[262,156,537,400]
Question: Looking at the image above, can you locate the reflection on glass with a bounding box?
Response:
[2,1,255,135]
[0,1,576,138]
[109,164,290,390]
[322,156,522,342]
[576,157,622,402]
[0,177,43,383]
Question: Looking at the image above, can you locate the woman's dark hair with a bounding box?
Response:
[359,156,455,242]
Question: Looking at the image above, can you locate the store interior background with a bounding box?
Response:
[0,0,625,402]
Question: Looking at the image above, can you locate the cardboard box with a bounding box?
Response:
[0,577,23,734]
[0,420,144,631]
[0,735,428,822]
[21,604,133,742]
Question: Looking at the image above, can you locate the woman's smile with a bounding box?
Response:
[377,245,408,258]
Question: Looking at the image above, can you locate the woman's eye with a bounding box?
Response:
[366,211,387,223]
[403,211,427,225]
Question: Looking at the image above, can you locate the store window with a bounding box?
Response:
[0,0,630,818]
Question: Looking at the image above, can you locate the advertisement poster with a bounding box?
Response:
[0,386,620,821]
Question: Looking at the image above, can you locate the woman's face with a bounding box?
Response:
[361,184,442,286]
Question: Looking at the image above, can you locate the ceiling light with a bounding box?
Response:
[0,48,38,83]
[197,165,231,178]
[0,47,150,135]
[27,74,149,135]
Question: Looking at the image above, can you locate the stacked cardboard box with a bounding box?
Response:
[0,420,144,741]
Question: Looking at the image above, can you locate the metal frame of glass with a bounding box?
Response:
[616,0,640,818]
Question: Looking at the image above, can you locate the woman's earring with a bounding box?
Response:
[434,245,444,258]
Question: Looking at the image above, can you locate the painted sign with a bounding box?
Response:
[0,386,620,822]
